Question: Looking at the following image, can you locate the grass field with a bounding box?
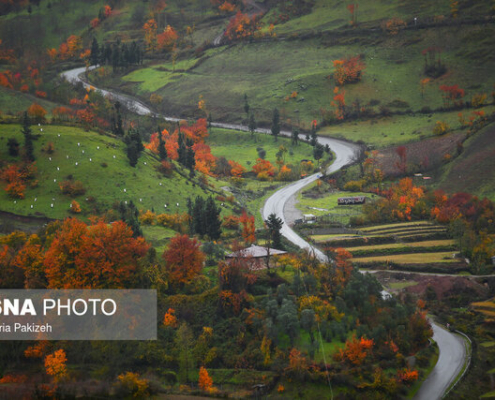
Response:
[206,127,317,168]
[296,186,368,223]
[0,124,227,219]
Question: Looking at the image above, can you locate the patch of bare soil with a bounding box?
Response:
[377,132,465,177]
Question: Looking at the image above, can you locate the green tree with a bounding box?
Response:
[21,111,35,162]
[158,129,167,160]
[271,108,280,141]
[205,196,222,240]
[313,143,324,164]
[175,323,195,384]
[265,213,283,250]
[90,38,100,66]
[248,113,257,139]
[243,93,250,118]
[7,138,19,157]
[291,127,299,146]
[300,309,316,343]
[113,102,124,136]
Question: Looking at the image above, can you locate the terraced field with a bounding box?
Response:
[312,221,468,272]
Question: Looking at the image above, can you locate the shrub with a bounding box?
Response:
[433,121,450,135]
[59,180,86,197]
[344,179,366,191]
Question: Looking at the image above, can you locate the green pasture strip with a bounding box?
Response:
[345,239,455,252]
[352,252,459,264]
[359,221,434,232]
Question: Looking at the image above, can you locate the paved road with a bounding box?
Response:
[414,323,467,400]
[61,66,468,400]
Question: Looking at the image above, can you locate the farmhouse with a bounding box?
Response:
[226,245,287,271]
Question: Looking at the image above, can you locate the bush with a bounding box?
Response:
[59,180,86,197]
[433,121,450,135]
[344,179,366,191]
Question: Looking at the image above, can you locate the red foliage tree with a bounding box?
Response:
[163,234,205,285]
[439,84,465,107]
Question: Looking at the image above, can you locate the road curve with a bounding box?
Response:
[61,66,468,400]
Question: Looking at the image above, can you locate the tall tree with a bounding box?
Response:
[271,108,280,142]
[163,234,205,285]
[265,213,283,250]
[21,111,35,162]
[90,38,100,66]
[7,138,19,156]
[113,102,124,136]
[205,196,222,240]
[243,93,250,118]
[291,127,299,146]
[248,113,257,139]
[158,129,167,160]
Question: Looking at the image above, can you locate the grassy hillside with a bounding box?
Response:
[434,123,495,201]
[112,16,495,136]
[0,124,224,219]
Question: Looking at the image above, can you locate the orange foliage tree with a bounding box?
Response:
[228,160,246,178]
[44,349,68,382]
[239,211,255,244]
[198,366,213,391]
[332,56,365,86]
[162,234,205,286]
[338,335,374,366]
[331,86,346,120]
[43,218,149,289]
[163,308,178,327]
[157,25,178,51]
[143,19,158,53]
[27,103,47,123]
[252,158,276,180]
[225,11,262,41]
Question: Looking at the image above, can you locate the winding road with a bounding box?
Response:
[61,66,468,400]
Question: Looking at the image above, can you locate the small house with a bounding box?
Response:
[225,244,287,271]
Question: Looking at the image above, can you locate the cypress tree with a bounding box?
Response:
[248,113,257,138]
[7,138,20,156]
[21,111,35,162]
[271,108,280,142]
[205,196,222,240]
[114,102,124,136]
[90,38,100,66]
[265,213,284,250]
[192,196,206,236]
[158,129,167,160]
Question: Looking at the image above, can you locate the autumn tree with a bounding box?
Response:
[143,19,158,53]
[198,366,213,392]
[44,349,68,382]
[43,218,149,289]
[332,56,365,86]
[239,211,255,244]
[347,3,358,26]
[331,87,346,120]
[163,234,205,286]
[395,146,407,175]
[439,84,465,108]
